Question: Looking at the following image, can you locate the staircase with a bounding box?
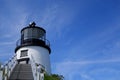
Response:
[8,64,34,80]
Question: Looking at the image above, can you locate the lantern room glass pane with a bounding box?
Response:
[22,28,45,40]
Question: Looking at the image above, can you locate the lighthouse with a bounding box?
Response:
[15,22,51,74]
[0,22,51,80]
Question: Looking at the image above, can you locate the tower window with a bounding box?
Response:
[20,50,28,57]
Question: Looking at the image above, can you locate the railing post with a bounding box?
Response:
[4,65,8,80]
[35,64,37,80]
[7,59,11,78]
[0,65,4,80]
[37,65,40,80]
[2,65,5,80]
[0,70,3,80]
[40,73,44,80]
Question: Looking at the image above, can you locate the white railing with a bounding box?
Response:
[30,55,45,80]
[0,54,45,80]
[0,54,17,80]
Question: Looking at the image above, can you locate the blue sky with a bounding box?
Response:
[0,0,120,80]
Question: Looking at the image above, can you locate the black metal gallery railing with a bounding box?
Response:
[16,38,50,48]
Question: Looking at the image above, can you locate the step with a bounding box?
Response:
[8,64,34,80]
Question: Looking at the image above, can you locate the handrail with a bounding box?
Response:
[30,55,37,80]
[0,54,17,80]
[30,55,45,80]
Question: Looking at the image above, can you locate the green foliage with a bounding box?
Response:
[44,74,64,80]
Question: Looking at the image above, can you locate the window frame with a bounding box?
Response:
[20,50,28,57]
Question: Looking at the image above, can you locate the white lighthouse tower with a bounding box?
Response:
[15,22,51,74]
[0,22,51,80]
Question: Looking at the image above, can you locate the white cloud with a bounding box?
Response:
[0,34,13,39]
[0,1,29,63]
[67,59,120,65]
[37,3,79,40]
[52,58,120,80]
[0,41,15,45]
[0,53,12,57]
[61,21,120,62]
[0,0,29,36]
[80,73,94,80]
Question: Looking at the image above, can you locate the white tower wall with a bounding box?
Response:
[16,46,51,74]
